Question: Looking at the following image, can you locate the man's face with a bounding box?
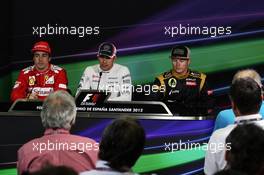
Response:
[98,55,115,71]
[171,57,190,75]
[33,51,50,71]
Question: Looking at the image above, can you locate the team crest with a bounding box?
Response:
[44,75,49,81]
[28,76,36,86]
[168,78,177,88]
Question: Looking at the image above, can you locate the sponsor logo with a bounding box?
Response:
[164,72,172,78]
[186,78,196,81]
[13,81,21,89]
[30,87,53,96]
[207,90,213,95]
[29,76,36,86]
[190,72,200,78]
[108,77,118,80]
[186,81,197,86]
[122,74,131,79]
[59,84,67,89]
[82,94,93,102]
[45,76,54,84]
[123,79,131,84]
[92,74,99,78]
[81,94,100,106]
[169,89,179,95]
[168,78,177,88]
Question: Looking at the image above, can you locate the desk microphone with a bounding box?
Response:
[97,72,102,90]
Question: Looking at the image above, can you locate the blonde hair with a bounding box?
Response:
[232,69,262,88]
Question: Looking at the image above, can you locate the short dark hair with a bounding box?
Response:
[99,117,146,172]
[230,77,262,115]
[225,123,264,175]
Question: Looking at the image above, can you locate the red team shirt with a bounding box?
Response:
[11,64,68,102]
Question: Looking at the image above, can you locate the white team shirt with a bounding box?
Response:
[76,63,132,101]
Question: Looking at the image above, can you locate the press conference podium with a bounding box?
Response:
[1,90,214,175]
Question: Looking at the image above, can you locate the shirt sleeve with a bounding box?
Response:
[75,68,90,97]
[204,133,219,175]
[198,74,215,110]
[214,110,235,131]
[204,130,228,175]
[54,68,68,91]
[10,70,28,102]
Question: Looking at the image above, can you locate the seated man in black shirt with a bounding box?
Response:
[151,46,214,115]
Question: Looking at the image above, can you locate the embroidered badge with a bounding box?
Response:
[29,76,36,86]
[168,78,177,88]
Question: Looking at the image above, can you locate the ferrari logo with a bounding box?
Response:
[44,75,49,82]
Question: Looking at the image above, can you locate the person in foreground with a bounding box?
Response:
[204,77,264,175]
[219,123,264,175]
[17,91,98,174]
[80,117,146,175]
[214,69,264,131]
[22,165,78,175]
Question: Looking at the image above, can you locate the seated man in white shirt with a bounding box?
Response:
[76,42,132,101]
[204,77,264,175]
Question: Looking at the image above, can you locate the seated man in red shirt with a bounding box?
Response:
[17,90,98,174]
[10,41,68,102]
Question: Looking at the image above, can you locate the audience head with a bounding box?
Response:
[23,165,78,175]
[99,117,146,172]
[225,123,264,175]
[230,77,262,116]
[41,90,77,130]
[232,69,262,89]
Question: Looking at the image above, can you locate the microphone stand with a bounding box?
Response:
[97,72,102,90]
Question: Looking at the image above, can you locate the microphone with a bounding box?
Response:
[97,72,103,90]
